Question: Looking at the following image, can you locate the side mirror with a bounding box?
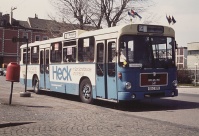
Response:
[175,41,178,49]
[120,42,125,49]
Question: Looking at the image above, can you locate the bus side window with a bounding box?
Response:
[78,37,94,62]
[23,48,30,64]
[119,42,127,66]
[50,42,62,63]
[108,41,116,77]
[45,50,49,74]
[40,50,44,73]
[31,46,39,64]
[63,47,76,62]
[128,40,134,62]
[96,43,104,76]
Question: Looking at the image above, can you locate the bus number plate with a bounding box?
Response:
[148,86,160,91]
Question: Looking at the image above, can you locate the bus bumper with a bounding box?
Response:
[118,89,178,101]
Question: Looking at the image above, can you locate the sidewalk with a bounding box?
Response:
[177,86,199,95]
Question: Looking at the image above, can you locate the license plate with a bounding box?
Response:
[148,86,160,91]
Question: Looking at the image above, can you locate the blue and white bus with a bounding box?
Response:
[20,24,178,103]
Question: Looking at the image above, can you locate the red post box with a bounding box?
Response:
[6,62,20,82]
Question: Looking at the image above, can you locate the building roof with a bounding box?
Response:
[18,20,30,28]
[18,17,95,37]
[0,12,95,37]
[28,17,54,30]
[27,17,95,31]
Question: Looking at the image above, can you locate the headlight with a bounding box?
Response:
[172,80,178,87]
[125,82,132,90]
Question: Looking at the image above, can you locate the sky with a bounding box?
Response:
[0,0,199,47]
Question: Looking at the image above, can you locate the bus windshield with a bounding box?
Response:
[119,35,176,68]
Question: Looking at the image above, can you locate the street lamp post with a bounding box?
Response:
[10,7,17,25]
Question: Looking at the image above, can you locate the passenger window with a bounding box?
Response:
[108,41,116,77]
[50,42,62,63]
[63,47,76,62]
[78,37,95,62]
[96,43,104,76]
[23,48,30,64]
[31,46,39,64]
[128,40,134,62]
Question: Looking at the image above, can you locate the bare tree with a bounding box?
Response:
[49,0,152,29]
[49,0,89,29]
[101,0,130,27]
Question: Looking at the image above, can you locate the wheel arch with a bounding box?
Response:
[32,74,39,87]
[79,76,94,104]
[79,76,91,92]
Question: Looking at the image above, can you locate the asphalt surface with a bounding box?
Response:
[0,77,199,136]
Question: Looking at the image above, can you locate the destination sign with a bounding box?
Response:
[64,31,76,39]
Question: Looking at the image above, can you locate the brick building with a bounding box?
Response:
[0,12,94,68]
[0,13,52,67]
[175,47,187,69]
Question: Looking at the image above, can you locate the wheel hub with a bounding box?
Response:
[83,85,91,99]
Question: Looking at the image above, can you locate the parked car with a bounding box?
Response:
[192,79,199,86]
[3,69,7,76]
[0,68,5,76]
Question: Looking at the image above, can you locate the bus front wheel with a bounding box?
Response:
[33,78,40,94]
[79,78,93,104]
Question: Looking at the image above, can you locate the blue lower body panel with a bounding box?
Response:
[20,78,32,87]
[118,89,178,101]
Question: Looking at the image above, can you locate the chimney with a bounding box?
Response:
[3,14,10,24]
[35,14,38,19]
[0,12,2,19]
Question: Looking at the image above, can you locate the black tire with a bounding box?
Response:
[33,78,40,94]
[79,78,93,104]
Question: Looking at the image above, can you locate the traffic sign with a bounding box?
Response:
[12,37,27,43]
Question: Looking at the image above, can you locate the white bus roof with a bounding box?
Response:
[78,24,128,38]
[78,24,175,38]
[20,29,87,49]
[20,37,64,48]
[20,24,174,49]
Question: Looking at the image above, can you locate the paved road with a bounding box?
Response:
[0,76,199,136]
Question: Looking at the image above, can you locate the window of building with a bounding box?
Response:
[35,35,40,41]
[43,36,48,40]
[179,48,183,55]
[188,50,199,55]
[78,37,95,62]
[50,42,62,63]
[179,56,183,63]
[178,64,183,69]
[23,32,28,39]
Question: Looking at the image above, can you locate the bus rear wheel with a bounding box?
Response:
[79,78,93,104]
[33,78,40,94]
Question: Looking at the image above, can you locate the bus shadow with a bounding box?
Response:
[28,90,80,103]
[94,98,199,112]
[28,90,199,112]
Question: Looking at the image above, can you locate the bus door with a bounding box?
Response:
[96,39,117,101]
[40,48,50,90]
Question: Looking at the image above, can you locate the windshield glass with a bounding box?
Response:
[119,35,175,68]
